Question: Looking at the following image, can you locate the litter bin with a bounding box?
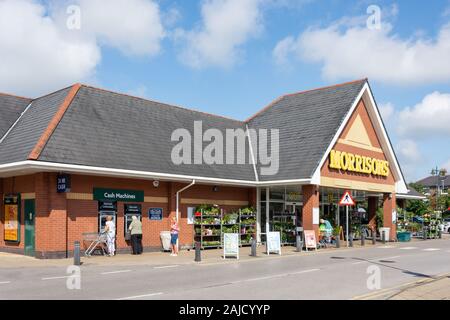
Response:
[379,227,390,242]
[160,231,171,251]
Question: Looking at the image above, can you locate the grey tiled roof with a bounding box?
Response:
[0,94,31,139]
[416,175,450,187]
[0,80,368,183]
[248,80,366,181]
[38,86,256,181]
[0,88,72,164]
[397,186,426,199]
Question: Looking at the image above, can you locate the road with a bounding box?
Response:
[0,239,449,300]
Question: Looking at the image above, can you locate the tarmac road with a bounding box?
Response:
[0,239,449,300]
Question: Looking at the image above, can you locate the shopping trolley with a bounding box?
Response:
[83,232,108,257]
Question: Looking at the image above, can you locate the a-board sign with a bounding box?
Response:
[339,191,355,206]
[223,233,239,259]
[304,230,317,250]
[267,231,281,255]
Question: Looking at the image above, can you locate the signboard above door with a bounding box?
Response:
[93,188,144,202]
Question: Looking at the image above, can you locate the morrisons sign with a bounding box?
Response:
[329,149,390,177]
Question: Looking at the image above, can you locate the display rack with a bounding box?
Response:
[238,209,256,246]
[194,208,223,249]
[193,206,257,249]
[271,214,296,245]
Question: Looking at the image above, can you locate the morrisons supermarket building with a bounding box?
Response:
[0,79,421,258]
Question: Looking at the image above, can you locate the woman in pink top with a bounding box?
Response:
[170,216,179,256]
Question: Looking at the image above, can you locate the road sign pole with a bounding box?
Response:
[346,206,349,248]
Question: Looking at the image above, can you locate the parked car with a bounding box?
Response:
[443,218,450,233]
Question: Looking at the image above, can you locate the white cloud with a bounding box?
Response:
[397,92,450,138]
[378,102,394,122]
[273,16,450,85]
[396,139,424,181]
[0,0,100,97]
[76,0,165,56]
[0,0,165,97]
[176,0,263,68]
[397,139,421,162]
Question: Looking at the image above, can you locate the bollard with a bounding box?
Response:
[251,238,257,256]
[423,228,427,241]
[349,234,354,247]
[195,241,201,262]
[73,241,81,266]
[438,229,442,239]
[382,230,386,244]
[372,231,376,245]
[296,235,302,252]
[361,232,365,246]
[335,236,340,248]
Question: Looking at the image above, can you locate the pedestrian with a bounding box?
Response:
[129,215,143,255]
[104,216,116,256]
[170,216,179,256]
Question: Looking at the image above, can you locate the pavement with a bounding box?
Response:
[0,236,449,300]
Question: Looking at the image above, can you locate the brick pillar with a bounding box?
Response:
[35,173,68,258]
[248,188,257,208]
[368,196,378,232]
[383,193,397,241]
[302,185,320,239]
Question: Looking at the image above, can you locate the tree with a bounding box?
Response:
[406,199,430,216]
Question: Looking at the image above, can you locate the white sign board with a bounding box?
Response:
[267,231,281,255]
[313,207,320,225]
[223,233,239,259]
[392,210,397,223]
[187,207,195,225]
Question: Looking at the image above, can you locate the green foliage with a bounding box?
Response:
[406,199,430,216]
[240,207,256,215]
[376,207,383,228]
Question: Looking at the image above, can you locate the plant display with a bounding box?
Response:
[240,217,256,225]
[195,204,220,216]
[222,225,239,233]
[222,213,238,224]
[240,207,256,215]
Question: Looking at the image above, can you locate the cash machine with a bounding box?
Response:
[124,204,142,240]
[98,201,117,233]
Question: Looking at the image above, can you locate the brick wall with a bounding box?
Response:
[2,173,256,258]
[302,185,319,239]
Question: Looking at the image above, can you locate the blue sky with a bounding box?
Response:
[1,0,450,182]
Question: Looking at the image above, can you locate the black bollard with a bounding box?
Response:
[372,231,376,245]
[361,232,365,246]
[296,235,302,252]
[423,227,427,241]
[73,241,81,266]
[335,236,340,248]
[349,234,354,247]
[251,238,257,256]
[195,241,201,262]
[382,230,386,244]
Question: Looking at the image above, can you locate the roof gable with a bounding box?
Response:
[248,79,367,181]
[0,87,73,165]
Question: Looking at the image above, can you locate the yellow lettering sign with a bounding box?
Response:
[329,149,389,177]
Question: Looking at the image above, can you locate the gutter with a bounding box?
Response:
[0,161,312,187]
[176,180,196,222]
